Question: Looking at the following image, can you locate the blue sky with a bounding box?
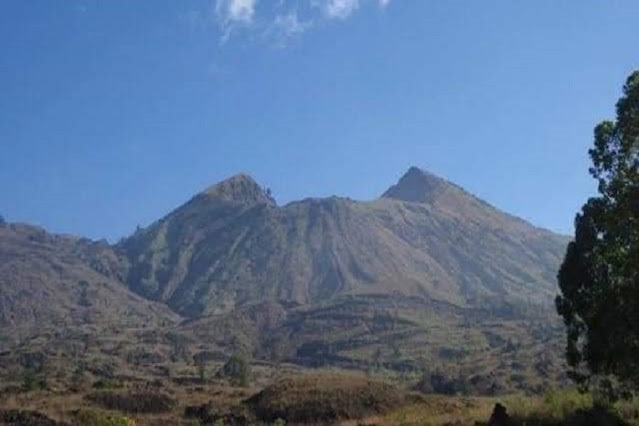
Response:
[1,1,638,241]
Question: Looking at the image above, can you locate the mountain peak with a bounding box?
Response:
[381,167,451,203]
[201,173,275,205]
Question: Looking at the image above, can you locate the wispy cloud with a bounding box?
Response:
[189,0,392,45]
[218,0,256,23]
[324,0,360,19]
[215,0,257,40]
[266,11,313,47]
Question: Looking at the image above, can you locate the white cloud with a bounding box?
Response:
[216,0,257,25]
[325,0,360,19]
[207,0,391,44]
[215,0,257,41]
[267,11,313,46]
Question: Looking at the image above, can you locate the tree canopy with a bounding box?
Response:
[557,70,639,391]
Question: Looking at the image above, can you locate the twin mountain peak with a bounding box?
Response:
[0,166,568,393]
[195,166,467,208]
[115,166,567,317]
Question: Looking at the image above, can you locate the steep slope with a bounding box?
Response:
[120,168,568,317]
[0,222,179,344]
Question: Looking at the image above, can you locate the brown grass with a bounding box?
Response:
[247,372,408,423]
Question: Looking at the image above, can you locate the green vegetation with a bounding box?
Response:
[92,378,124,390]
[72,409,136,426]
[22,368,47,392]
[217,353,252,387]
[86,391,176,414]
[78,280,91,307]
[557,70,639,393]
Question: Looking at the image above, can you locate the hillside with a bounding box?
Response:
[0,223,179,346]
[0,167,570,395]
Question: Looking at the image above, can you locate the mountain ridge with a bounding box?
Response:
[118,166,568,316]
[0,166,569,392]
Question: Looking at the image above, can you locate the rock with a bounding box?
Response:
[488,403,511,426]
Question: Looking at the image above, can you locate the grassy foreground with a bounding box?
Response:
[374,389,639,426]
[2,370,639,425]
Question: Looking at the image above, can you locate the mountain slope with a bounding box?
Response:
[0,223,179,344]
[0,167,570,394]
[120,168,568,317]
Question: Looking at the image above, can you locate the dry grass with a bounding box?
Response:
[363,389,639,426]
[247,371,408,423]
[3,369,639,426]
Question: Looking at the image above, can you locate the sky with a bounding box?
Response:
[1,1,638,241]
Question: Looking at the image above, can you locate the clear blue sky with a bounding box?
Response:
[1,1,638,241]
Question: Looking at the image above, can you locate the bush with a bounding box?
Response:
[184,402,253,425]
[92,379,123,390]
[22,369,47,392]
[217,354,252,387]
[86,391,176,414]
[542,388,593,419]
[246,373,407,423]
[0,409,58,426]
[72,409,136,426]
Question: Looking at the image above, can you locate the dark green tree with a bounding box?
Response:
[556,70,639,390]
[216,353,252,387]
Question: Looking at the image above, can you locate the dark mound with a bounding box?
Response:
[246,373,407,423]
[85,391,175,414]
[0,409,61,426]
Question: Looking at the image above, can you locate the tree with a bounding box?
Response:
[197,362,207,383]
[216,353,252,387]
[556,71,639,392]
[78,280,91,307]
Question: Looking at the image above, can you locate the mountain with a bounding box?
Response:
[0,222,179,346]
[0,167,570,394]
[120,167,567,317]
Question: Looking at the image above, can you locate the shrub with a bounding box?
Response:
[72,409,136,426]
[92,379,123,390]
[184,401,253,425]
[246,373,407,423]
[217,354,252,387]
[22,369,47,392]
[542,388,593,419]
[0,409,57,426]
[86,391,176,414]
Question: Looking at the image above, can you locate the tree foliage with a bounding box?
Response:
[556,71,639,390]
[217,353,252,387]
